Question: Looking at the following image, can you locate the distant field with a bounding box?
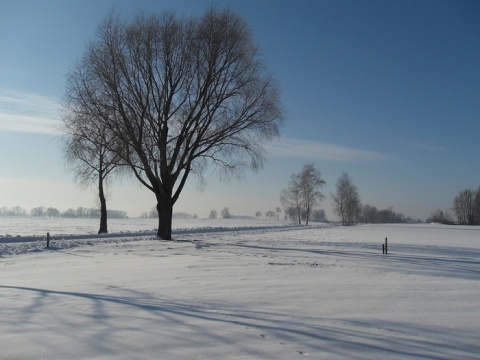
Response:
[0,217,287,237]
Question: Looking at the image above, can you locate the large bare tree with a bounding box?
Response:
[61,111,123,234]
[281,164,325,225]
[63,8,283,239]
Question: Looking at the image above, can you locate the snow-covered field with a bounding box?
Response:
[1,219,479,359]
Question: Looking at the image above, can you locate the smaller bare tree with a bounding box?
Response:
[281,164,326,225]
[276,207,282,220]
[61,114,123,234]
[209,210,218,219]
[332,172,361,225]
[475,187,480,224]
[221,207,232,219]
[265,210,275,220]
[453,189,477,225]
[429,209,454,224]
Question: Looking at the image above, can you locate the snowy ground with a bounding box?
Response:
[1,220,479,359]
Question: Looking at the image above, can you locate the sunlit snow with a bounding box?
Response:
[1,219,479,359]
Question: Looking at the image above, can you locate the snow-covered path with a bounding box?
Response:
[1,223,479,359]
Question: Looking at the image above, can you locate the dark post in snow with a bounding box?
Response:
[385,237,388,255]
[47,232,50,248]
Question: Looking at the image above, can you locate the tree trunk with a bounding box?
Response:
[98,176,108,234]
[156,200,173,240]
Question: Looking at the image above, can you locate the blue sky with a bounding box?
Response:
[1,0,479,220]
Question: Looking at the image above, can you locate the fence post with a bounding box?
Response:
[385,237,388,255]
[382,244,385,254]
[47,232,50,248]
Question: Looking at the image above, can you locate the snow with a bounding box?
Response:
[1,220,479,359]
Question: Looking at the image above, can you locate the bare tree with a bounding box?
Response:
[265,210,275,220]
[281,164,325,225]
[209,210,218,219]
[453,189,477,225]
[361,204,378,223]
[475,186,480,225]
[332,172,361,225]
[275,207,281,220]
[255,211,262,219]
[61,112,123,234]
[63,9,283,240]
[428,208,454,224]
[221,207,232,219]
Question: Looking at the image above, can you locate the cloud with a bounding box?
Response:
[265,138,391,162]
[0,113,60,134]
[0,88,61,134]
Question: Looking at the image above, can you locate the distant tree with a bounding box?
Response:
[0,206,27,217]
[63,9,283,240]
[172,212,193,219]
[332,172,361,225]
[428,209,454,224]
[453,189,477,225]
[281,164,326,225]
[221,207,232,219]
[255,211,262,219]
[265,210,275,220]
[75,207,88,218]
[30,206,45,217]
[149,207,157,219]
[360,203,417,224]
[275,207,281,220]
[475,187,480,224]
[209,210,218,219]
[46,207,60,217]
[310,209,327,222]
[283,206,297,222]
[108,210,128,219]
[376,207,395,223]
[61,208,76,218]
[361,204,378,223]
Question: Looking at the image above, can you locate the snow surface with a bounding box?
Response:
[1,220,479,359]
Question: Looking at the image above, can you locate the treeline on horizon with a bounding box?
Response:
[0,206,128,219]
[428,186,480,226]
[359,204,421,224]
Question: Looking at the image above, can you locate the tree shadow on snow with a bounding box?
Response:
[0,284,478,359]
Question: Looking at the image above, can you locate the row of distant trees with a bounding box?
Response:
[0,206,28,217]
[209,208,232,219]
[140,207,198,219]
[255,208,282,220]
[429,186,480,225]
[0,206,128,219]
[359,204,420,224]
[279,164,417,226]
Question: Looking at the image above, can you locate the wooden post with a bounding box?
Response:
[47,232,50,248]
[382,244,385,254]
[385,237,388,255]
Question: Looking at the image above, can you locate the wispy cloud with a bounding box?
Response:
[265,138,392,162]
[0,89,61,134]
